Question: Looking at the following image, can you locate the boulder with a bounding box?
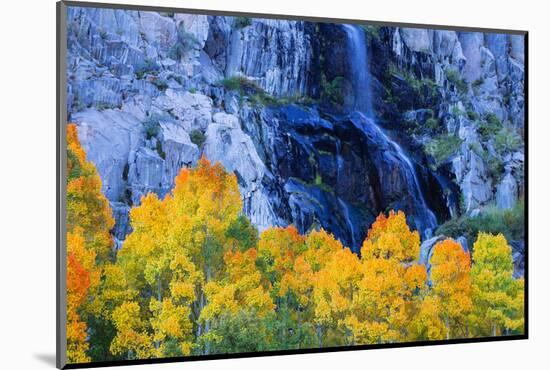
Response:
[419,235,446,275]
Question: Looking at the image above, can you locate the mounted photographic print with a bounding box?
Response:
[56,1,528,368]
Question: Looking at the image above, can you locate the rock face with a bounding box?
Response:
[66,7,525,253]
[224,19,316,97]
[203,112,281,232]
[496,172,518,210]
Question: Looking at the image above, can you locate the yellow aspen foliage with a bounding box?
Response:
[407,295,446,340]
[114,192,202,358]
[361,210,421,263]
[257,226,306,293]
[280,255,314,308]
[470,233,524,336]
[66,124,115,363]
[348,258,408,344]
[201,248,274,322]
[66,124,114,263]
[280,229,344,319]
[430,239,472,339]
[349,211,427,344]
[168,157,242,281]
[112,157,245,359]
[198,247,274,353]
[110,302,153,359]
[313,246,362,346]
[303,229,345,272]
[149,298,195,356]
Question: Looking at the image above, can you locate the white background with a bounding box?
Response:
[0,0,547,368]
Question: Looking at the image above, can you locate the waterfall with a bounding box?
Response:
[342,25,374,116]
[338,198,357,251]
[343,24,438,238]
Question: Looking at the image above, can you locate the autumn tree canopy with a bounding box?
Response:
[65,132,524,363]
[470,233,524,336]
[66,124,115,363]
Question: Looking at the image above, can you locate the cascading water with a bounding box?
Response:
[338,198,357,249]
[342,25,374,115]
[342,24,438,238]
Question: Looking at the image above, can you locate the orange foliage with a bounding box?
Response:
[66,124,115,363]
[430,239,472,339]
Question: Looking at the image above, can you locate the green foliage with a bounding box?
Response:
[425,117,439,130]
[486,112,501,127]
[436,200,525,245]
[494,126,522,154]
[219,75,312,107]
[321,75,345,106]
[143,115,161,140]
[360,24,381,41]
[445,68,468,95]
[469,142,504,181]
[466,109,479,121]
[271,95,317,106]
[152,78,168,92]
[155,140,166,160]
[220,75,250,91]
[472,78,484,87]
[86,318,120,362]
[233,16,252,29]
[220,75,277,106]
[168,28,198,60]
[96,102,119,111]
[487,156,505,181]
[472,77,484,95]
[135,69,147,80]
[424,134,463,167]
[189,129,206,148]
[225,214,259,251]
[315,174,322,186]
[67,149,83,181]
[451,105,465,118]
[200,310,274,354]
[477,113,501,139]
[389,63,438,98]
[312,173,333,194]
